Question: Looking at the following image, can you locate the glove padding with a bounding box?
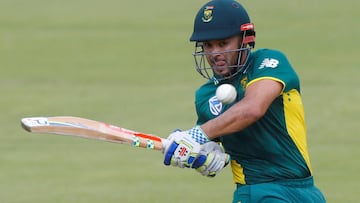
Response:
[163,131,201,168]
[163,129,229,177]
[192,142,230,177]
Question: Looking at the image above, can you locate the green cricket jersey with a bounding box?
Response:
[194,49,312,185]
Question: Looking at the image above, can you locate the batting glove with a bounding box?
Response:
[192,142,230,177]
[163,126,210,168]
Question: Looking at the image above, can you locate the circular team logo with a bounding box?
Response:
[209,96,222,116]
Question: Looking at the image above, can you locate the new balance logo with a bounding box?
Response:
[258,58,279,69]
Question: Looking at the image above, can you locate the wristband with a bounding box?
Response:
[186,126,210,144]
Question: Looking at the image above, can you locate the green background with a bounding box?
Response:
[1,0,358,202]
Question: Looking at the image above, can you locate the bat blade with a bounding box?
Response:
[21,116,167,151]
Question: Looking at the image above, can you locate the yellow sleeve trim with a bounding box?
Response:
[246,77,286,94]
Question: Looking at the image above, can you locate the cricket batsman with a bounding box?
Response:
[163,0,326,202]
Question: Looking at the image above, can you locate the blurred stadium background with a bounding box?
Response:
[0,0,358,202]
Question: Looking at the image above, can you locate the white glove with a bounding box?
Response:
[163,131,201,168]
[163,126,210,168]
[192,142,230,177]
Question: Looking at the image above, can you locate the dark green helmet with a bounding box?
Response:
[190,0,252,42]
[190,0,256,82]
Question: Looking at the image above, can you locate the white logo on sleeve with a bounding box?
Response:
[258,58,279,69]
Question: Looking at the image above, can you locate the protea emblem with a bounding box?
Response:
[209,96,222,116]
[202,6,214,23]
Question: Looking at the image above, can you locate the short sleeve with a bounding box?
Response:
[247,49,300,93]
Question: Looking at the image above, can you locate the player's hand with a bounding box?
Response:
[192,142,230,177]
[163,131,201,168]
[163,126,210,168]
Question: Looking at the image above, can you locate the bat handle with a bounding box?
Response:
[161,139,170,151]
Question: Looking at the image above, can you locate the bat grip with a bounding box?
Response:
[161,138,170,151]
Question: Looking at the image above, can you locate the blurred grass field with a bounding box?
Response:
[1,0,359,202]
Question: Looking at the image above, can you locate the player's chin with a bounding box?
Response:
[213,66,232,77]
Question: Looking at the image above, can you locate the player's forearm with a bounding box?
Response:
[201,80,283,139]
[200,101,262,139]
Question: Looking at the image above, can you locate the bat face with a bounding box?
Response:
[21,116,167,151]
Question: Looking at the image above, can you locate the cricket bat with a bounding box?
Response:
[21,116,168,151]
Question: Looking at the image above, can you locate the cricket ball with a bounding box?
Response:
[216,84,237,104]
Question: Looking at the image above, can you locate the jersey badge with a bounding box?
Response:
[240,76,248,90]
[208,96,222,116]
